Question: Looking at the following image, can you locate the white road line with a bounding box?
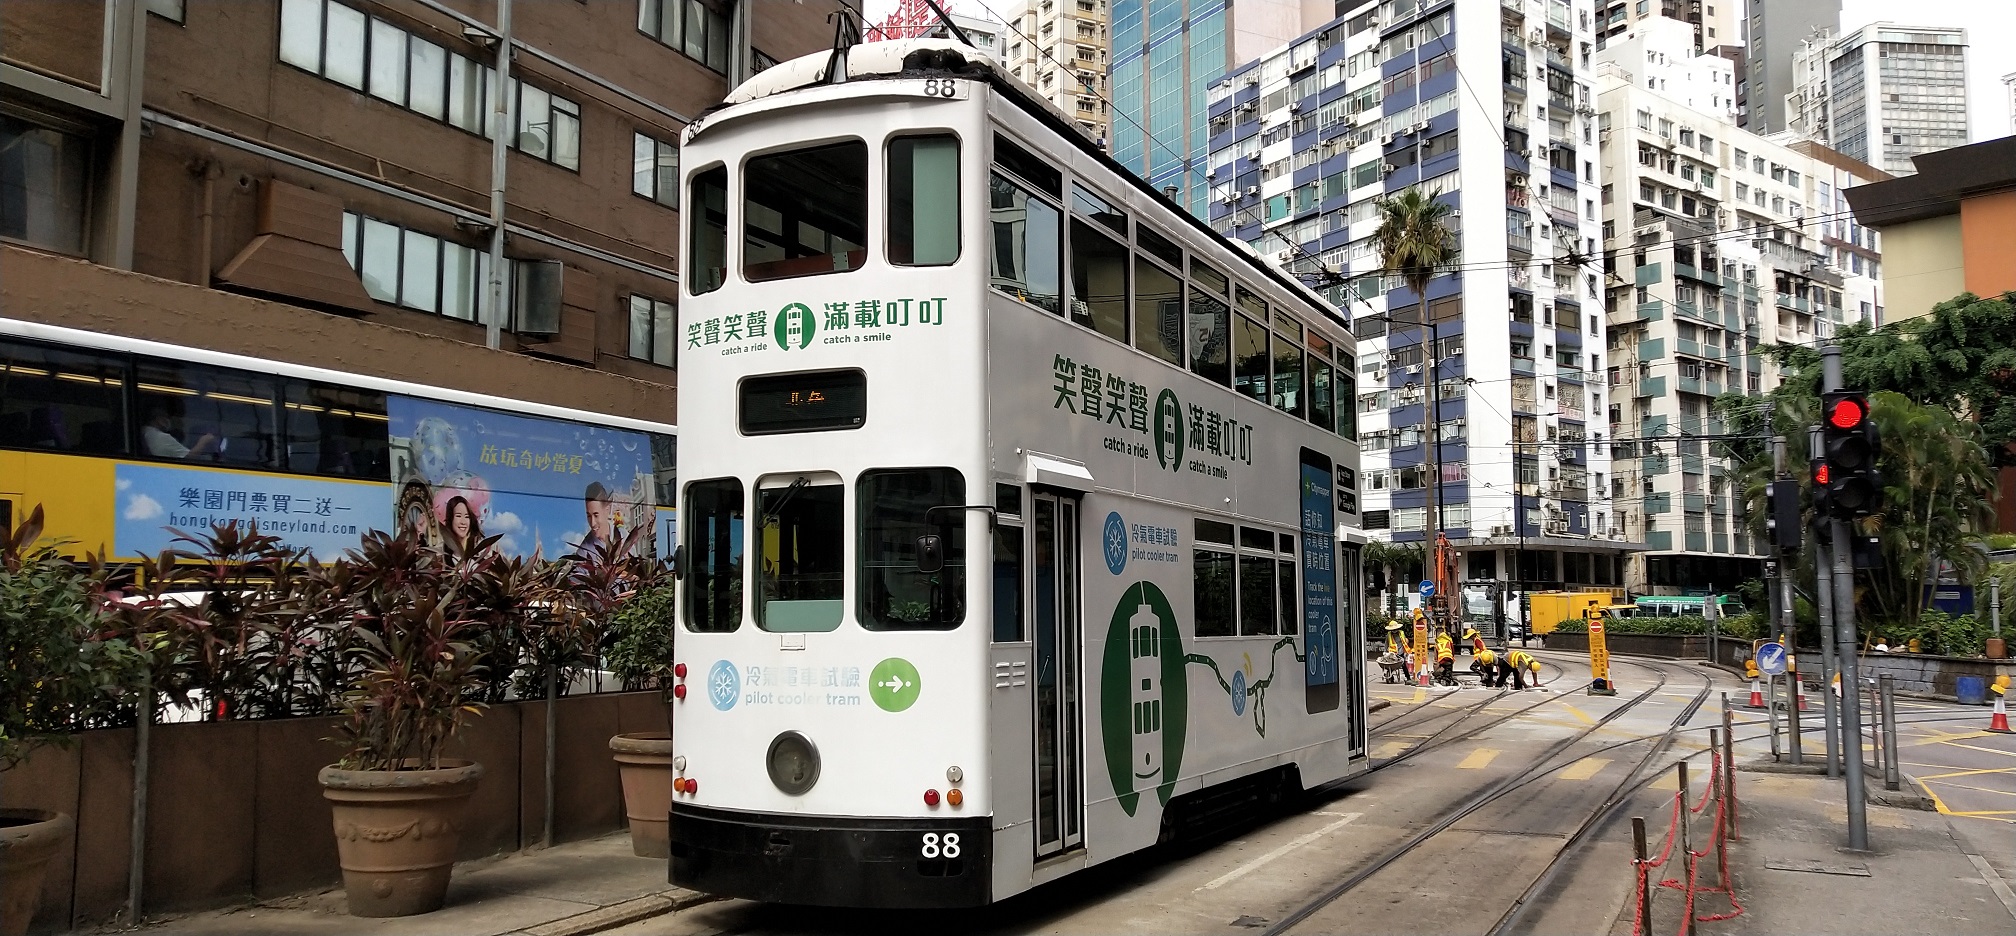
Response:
[1195,812,1364,892]
[1970,854,2016,921]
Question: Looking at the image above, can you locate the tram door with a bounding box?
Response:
[1030,492,1083,856]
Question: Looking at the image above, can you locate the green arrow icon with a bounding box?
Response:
[868,657,922,712]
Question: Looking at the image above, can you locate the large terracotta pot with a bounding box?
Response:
[319,761,483,917]
[0,809,72,936]
[610,733,674,858]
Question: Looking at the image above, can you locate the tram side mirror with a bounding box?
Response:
[915,535,945,574]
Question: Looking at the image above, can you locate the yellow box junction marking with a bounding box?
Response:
[1457,749,1501,770]
[1560,758,1611,781]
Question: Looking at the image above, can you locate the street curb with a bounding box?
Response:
[517,889,716,936]
[1737,758,1828,775]
[1369,698,1393,714]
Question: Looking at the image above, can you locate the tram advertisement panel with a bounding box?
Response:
[386,396,656,559]
[1300,451,1338,691]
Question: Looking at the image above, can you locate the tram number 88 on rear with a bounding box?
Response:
[920,833,962,858]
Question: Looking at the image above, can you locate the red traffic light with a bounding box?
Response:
[1825,395,1867,430]
[1813,463,1830,485]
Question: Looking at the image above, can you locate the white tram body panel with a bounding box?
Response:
[669,39,1366,908]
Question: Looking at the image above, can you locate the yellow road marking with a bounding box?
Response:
[1458,749,1501,770]
[1560,758,1611,781]
[1649,772,1679,791]
[1920,781,2016,798]
[1935,741,2016,758]
[1559,704,1597,726]
[1372,741,1409,759]
[1912,766,2016,781]
[1411,688,1426,704]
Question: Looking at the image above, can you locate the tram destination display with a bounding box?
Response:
[739,368,867,434]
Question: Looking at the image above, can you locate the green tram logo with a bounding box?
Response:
[773,302,817,350]
[1099,581,1188,816]
[1152,389,1184,473]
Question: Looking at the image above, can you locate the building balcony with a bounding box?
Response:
[1508,232,1534,255]
[1637,337,1665,360]
[1634,301,1665,322]
[1644,454,1671,475]
[1636,376,1666,397]
[1635,262,1662,286]
[1645,493,1673,515]
[1646,531,1674,550]
[1512,355,1536,375]
[1686,532,1709,552]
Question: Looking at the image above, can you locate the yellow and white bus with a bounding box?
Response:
[0,318,676,562]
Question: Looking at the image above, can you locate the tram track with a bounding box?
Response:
[1262,656,1712,936]
[1363,660,1575,772]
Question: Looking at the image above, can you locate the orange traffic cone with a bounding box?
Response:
[1991,677,2011,734]
[1795,677,1810,712]
[1747,677,1765,709]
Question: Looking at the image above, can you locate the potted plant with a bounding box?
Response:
[0,507,143,936]
[602,583,678,858]
[317,529,497,917]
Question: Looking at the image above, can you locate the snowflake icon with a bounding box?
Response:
[1102,512,1129,575]
[707,660,740,711]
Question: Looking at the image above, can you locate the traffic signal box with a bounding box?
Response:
[1817,392,1883,519]
[1766,478,1802,549]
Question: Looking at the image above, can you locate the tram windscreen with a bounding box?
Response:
[743,141,867,282]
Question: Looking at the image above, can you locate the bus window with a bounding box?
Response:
[1186,286,1230,386]
[135,361,276,468]
[1233,313,1269,404]
[1193,518,1234,637]
[987,172,1061,314]
[1132,254,1182,365]
[280,381,390,480]
[858,468,966,630]
[651,433,677,507]
[1068,217,1128,342]
[688,164,727,295]
[887,135,960,266]
[0,340,128,455]
[757,476,844,632]
[743,141,867,282]
[684,478,744,632]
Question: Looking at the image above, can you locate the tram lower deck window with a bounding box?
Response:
[858,468,966,630]
[757,477,844,632]
[743,141,867,282]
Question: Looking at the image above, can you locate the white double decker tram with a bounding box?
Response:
[669,38,1368,908]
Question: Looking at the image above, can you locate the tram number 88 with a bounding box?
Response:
[921,78,959,98]
[919,832,961,858]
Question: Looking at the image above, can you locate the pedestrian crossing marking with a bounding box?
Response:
[1457,749,1501,770]
[1559,704,1596,726]
[1560,757,1611,781]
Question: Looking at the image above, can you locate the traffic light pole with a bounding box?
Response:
[1823,345,1869,850]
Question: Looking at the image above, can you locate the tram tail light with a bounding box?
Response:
[673,778,686,793]
[946,788,963,807]
[674,662,687,678]
[673,683,687,700]
[923,789,940,807]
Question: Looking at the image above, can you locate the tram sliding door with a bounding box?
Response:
[1030,492,1083,857]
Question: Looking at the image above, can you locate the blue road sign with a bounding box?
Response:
[1756,641,1789,677]
[1419,580,1436,598]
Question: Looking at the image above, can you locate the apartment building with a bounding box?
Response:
[1787,22,1969,176]
[1208,0,1637,601]
[1002,0,1112,144]
[1593,0,1741,53]
[1845,134,2016,324]
[1741,0,1837,132]
[2,0,848,425]
[1109,0,1315,219]
[1596,19,1885,592]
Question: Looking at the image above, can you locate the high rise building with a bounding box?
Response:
[1000,0,1113,144]
[1,0,851,424]
[1596,18,1885,592]
[866,0,1010,59]
[1741,0,1837,133]
[1593,0,1741,53]
[1109,0,1315,219]
[1786,23,1969,176]
[1208,0,1636,607]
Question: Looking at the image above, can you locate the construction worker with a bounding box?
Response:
[1384,620,1414,680]
[1504,648,1539,690]
[1434,629,1456,686]
[1469,647,1499,684]
[1463,627,1486,657]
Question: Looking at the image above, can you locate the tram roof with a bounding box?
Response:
[697,37,1352,336]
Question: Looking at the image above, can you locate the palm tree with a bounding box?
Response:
[1373,187,1457,631]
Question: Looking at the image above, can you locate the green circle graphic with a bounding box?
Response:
[773,302,815,350]
[1099,581,1187,816]
[868,657,922,712]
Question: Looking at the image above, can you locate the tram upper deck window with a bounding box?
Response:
[858,468,966,630]
[1133,253,1182,365]
[684,478,744,632]
[1308,332,1336,433]
[988,172,1061,313]
[1187,260,1230,387]
[688,165,727,295]
[1069,218,1128,342]
[1272,311,1305,419]
[743,141,867,283]
[888,135,960,266]
[0,340,128,455]
[757,476,844,632]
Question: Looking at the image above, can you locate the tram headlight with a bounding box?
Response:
[765,731,821,796]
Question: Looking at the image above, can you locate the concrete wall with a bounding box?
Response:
[0,691,672,934]
[1851,653,2013,700]
[1960,189,2016,301]
[1877,214,1964,323]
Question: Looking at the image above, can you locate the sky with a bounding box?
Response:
[1838,0,2013,143]
[866,0,2014,143]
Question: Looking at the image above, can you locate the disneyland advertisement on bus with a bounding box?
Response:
[385,396,658,560]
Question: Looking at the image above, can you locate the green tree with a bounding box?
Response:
[1373,186,1457,579]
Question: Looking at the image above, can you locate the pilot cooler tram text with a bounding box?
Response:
[668,38,1369,908]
